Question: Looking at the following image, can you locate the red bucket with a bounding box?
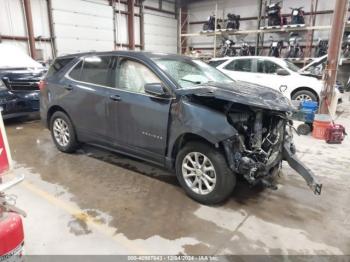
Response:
[312,114,331,140]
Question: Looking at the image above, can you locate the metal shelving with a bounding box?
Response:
[181,25,338,37]
[178,0,350,61]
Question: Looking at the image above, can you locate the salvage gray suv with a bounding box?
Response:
[40,51,322,204]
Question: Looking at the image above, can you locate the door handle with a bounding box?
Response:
[65,84,73,91]
[109,94,121,101]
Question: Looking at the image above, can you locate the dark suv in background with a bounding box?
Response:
[0,69,45,119]
[40,51,322,204]
[0,44,46,119]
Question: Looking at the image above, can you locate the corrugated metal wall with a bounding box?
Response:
[51,0,114,55]
[0,0,52,60]
[0,0,176,59]
[144,10,177,53]
[143,0,177,53]
[0,0,339,59]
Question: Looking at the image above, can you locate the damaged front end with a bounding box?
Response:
[176,81,322,195]
[222,103,322,195]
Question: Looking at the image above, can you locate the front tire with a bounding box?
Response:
[175,142,236,205]
[291,90,318,102]
[50,111,79,153]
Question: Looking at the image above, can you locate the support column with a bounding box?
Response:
[319,0,349,113]
[47,0,57,58]
[127,0,135,50]
[112,0,117,50]
[213,3,217,58]
[255,0,263,55]
[180,7,188,54]
[140,0,145,50]
[177,7,181,54]
[23,0,36,59]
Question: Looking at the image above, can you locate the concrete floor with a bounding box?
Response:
[3,96,350,256]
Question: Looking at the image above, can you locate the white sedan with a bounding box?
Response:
[209,56,325,101]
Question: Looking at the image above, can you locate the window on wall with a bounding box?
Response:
[79,56,115,87]
[117,59,161,94]
[225,59,252,72]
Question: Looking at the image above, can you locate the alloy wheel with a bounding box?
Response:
[182,152,217,195]
[53,118,70,147]
[295,94,312,101]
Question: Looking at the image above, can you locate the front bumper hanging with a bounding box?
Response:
[283,142,322,195]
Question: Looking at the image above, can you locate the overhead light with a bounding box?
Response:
[85,56,102,63]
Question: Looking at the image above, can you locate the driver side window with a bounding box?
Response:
[257,60,282,74]
[225,59,252,72]
[118,59,161,94]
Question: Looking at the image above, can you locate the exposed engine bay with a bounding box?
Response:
[223,105,286,185]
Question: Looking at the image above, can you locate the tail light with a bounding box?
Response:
[39,80,47,91]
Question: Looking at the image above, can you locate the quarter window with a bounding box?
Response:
[225,59,252,72]
[118,59,160,94]
[69,61,83,80]
[47,57,75,77]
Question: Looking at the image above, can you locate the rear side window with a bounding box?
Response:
[225,59,252,72]
[79,56,115,87]
[208,60,227,68]
[47,57,75,77]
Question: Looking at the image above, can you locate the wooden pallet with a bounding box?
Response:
[283,24,306,29]
[217,28,239,32]
[200,30,215,34]
[260,25,282,30]
[285,58,314,64]
[201,28,239,33]
[260,24,306,30]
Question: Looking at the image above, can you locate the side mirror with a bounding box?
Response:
[144,83,167,97]
[277,69,290,76]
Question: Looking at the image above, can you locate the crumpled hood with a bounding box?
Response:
[176,81,294,112]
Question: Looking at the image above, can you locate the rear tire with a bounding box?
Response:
[175,142,236,205]
[50,111,79,153]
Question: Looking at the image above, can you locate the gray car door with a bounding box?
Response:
[107,57,172,163]
[66,55,115,144]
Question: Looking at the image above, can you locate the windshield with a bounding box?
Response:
[302,58,326,76]
[283,60,300,72]
[208,59,228,68]
[153,58,234,88]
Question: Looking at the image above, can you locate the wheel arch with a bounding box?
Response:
[169,132,221,169]
[46,105,70,130]
[290,87,320,102]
